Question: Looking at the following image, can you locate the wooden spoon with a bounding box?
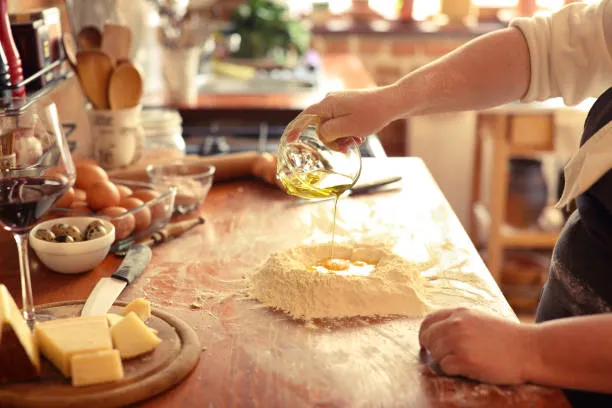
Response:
[108,62,143,110]
[77,25,102,50]
[76,50,115,109]
[101,23,132,62]
[61,32,77,71]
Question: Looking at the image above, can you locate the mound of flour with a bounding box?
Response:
[247,243,432,320]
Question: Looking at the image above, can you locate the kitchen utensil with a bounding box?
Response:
[29,217,116,274]
[108,61,142,110]
[77,25,102,50]
[114,216,205,256]
[277,114,362,200]
[107,151,262,183]
[80,243,151,316]
[61,32,77,70]
[76,49,114,109]
[101,23,132,62]
[350,176,402,195]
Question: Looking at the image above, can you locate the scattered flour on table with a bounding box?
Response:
[246,243,433,320]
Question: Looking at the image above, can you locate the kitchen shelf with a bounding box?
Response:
[470,107,562,283]
[499,225,559,248]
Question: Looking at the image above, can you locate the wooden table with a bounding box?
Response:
[146,53,376,125]
[0,157,569,407]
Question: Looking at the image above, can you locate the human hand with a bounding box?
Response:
[418,308,538,385]
[301,86,400,147]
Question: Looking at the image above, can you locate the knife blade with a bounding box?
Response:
[80,244,152,317]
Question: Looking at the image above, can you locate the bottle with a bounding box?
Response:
[0,40,12,100]
[0,0,25,97]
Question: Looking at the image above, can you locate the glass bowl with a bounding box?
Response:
[146,162,216,215]
[48,179,176,253]
[277,114,362,200]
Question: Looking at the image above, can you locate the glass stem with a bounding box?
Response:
[13,232,35,323]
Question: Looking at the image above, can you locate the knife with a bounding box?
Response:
[80,244,152,317]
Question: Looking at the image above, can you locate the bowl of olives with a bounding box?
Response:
[29,217,116,274]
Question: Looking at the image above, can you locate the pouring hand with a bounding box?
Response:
[301,86,401,146]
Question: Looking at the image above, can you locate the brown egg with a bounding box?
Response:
[54,187,74,208]
[73,158,98,167]
[131,189,165,219]
[98,206,135,240]
[87,180,120,211]
[116,185,133,200]
[74,188,87,202]
[75,163,108,190]
[70,201,91,213]
[120,197,151,233]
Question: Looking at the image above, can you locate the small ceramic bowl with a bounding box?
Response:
[146,162,215,214]
[29,217,115,274]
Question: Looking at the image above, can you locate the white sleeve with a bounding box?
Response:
[510,0,612,105]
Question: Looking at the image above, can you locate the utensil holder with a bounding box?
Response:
[88,104,143,170]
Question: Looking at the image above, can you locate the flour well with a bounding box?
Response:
[247,243,432,320]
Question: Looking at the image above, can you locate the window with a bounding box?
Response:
[298,0,593,21]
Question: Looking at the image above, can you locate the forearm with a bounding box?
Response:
[382,27,531,118]
[527,314,612,393]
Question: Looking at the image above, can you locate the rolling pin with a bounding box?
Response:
[107,151,277,184]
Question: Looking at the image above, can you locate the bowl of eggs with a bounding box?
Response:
[30,217,115,274]
[50,159,176,252]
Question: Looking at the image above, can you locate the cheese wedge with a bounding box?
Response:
[108,312,158,334]
[71,349,124,387]
[34,316,113,377]
[122,298,151,321]
[0,285,40,382]
[111,312,161,359]
[106,313,123,327]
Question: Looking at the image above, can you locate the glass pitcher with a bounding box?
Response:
[277,114,362,200]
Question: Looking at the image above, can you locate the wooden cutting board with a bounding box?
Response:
[0,301,201,408]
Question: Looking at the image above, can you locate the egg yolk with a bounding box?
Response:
[308,259,375,277]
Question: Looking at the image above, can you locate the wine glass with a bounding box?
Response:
[0,98,76,325]
[277,113,362,200]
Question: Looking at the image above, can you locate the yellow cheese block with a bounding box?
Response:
[0,285,40,382]
[122,298,151,321]
[71,349,124,387]
[111,312,161,359]
[34,316,113,377]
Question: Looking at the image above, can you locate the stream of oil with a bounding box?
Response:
[279,169,353,257]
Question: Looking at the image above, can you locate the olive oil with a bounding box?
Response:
[279,169,354,200]
[279,169,354,257]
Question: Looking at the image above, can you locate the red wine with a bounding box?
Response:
[0,176,69,232]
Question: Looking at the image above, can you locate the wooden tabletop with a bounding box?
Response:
[0,157,569,407]
[146,53,376,125]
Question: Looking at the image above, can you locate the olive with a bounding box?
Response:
[50,223,72,237]
[85,225,107,241]
[35,229,55,242]
[54,235,75,243]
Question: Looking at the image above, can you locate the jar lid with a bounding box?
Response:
[141,109,182,130]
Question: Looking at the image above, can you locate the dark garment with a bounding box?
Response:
[536,87,612,407]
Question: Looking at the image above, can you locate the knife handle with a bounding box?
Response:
[111,244,152,283]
